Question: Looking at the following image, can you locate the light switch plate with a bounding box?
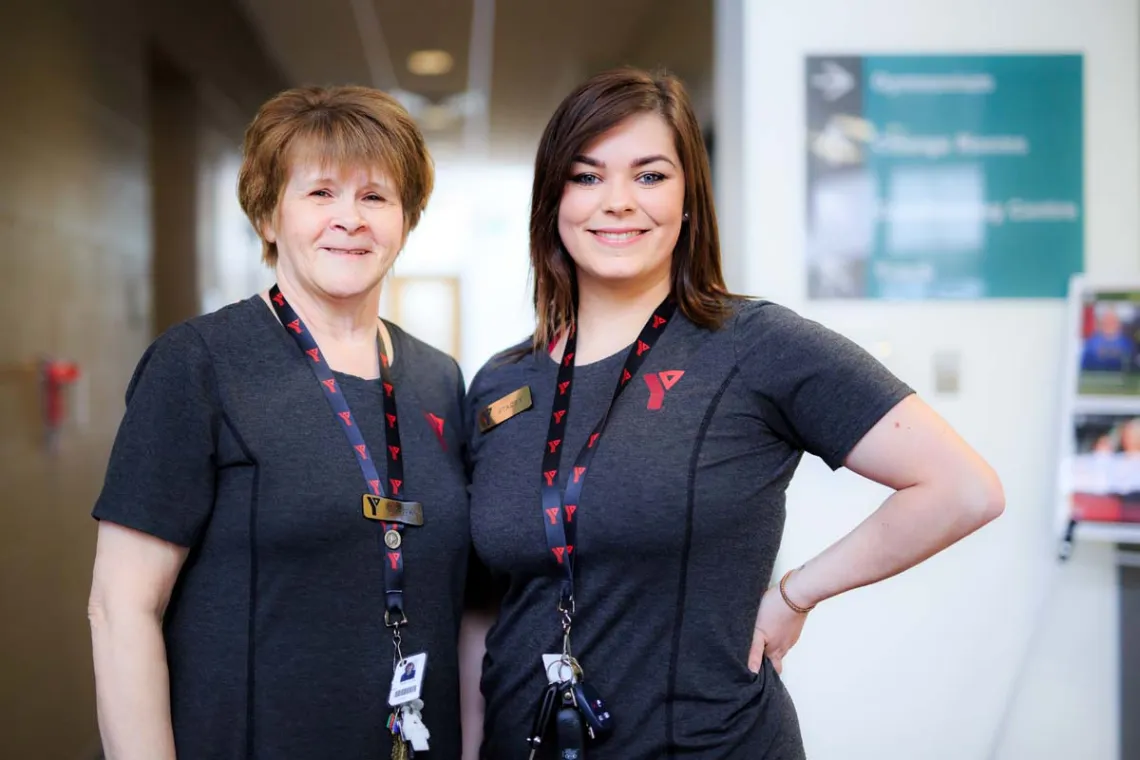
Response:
[933,351,961,395]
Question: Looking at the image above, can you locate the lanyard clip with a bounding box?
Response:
[558,583,575,629]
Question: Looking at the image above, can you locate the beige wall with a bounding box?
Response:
[0,0,284,756]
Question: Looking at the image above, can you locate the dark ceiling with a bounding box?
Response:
[239,0,713,162]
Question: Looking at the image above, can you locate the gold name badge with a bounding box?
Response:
[478,385,534,433]
[362,494,424,526]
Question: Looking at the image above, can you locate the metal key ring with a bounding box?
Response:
[546,655,583,684]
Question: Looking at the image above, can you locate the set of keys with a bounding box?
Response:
[388,699,430,759]
[526,656,614,759]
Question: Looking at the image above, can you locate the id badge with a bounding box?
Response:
[388,652,428,707]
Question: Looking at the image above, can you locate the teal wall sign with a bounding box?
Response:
[806,54,1084,299]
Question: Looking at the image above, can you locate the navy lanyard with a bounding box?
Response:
[268,284,412,628]
[540,297,677,617]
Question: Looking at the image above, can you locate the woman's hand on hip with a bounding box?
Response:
[748,582,808,676]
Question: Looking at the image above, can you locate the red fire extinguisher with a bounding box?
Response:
[40,358,81,453]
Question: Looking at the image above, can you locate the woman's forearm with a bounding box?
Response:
[89,605,177,760]
[458,609,495,760]
[785,478,1003,609]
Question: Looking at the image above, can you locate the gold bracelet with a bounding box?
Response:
[779,569,815,614]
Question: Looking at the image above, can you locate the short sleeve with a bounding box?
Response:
[733,301,914,470]
[92,323,220,547]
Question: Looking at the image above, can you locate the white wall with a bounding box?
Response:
[394,161,536,383]
[741,1,1138,759]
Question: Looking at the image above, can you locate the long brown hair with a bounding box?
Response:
[529,67,734,351]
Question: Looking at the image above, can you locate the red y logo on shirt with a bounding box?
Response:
[644,371,685,410]
[425,412,446,450]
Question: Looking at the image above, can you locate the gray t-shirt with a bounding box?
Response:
[92,295,470,759]
[465,299,914,760]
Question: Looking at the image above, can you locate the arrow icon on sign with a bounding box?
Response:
[811,61,854,102]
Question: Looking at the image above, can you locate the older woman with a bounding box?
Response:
[88,85,469,759]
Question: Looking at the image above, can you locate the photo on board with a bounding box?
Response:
[1077,291,1140,396]
[1069,412,1140,523]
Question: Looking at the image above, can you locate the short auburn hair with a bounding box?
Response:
[238,85,434,265]
[529,67,733,350]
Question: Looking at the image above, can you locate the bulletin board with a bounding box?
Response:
[1054,274,1140,552]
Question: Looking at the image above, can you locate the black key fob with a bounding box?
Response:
[555,686,584,759]
[572,680,614,741]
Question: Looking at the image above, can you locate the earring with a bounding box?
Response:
[683,212,690,221]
